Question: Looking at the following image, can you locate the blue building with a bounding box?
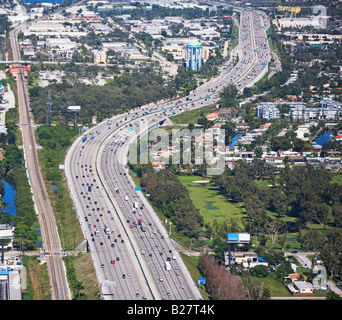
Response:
[185,41,202,71]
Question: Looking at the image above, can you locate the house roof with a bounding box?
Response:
[206,111,219,120]
[294,281,313,289]
[286,273,307,281]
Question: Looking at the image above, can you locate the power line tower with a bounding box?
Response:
[46,90,52,127]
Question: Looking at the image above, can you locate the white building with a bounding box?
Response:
[287,281,315,295]
[92,50,107,64]
[255,103,281,120]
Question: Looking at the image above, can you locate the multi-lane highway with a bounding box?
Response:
[65,7,274,300]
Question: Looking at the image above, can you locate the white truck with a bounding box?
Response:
[104,224,110,235]
[133,202,138,209]
[164,261,171,271]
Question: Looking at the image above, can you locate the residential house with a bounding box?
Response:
[205,111,219,122]
[287,281,315,296]
[152,162,166,171]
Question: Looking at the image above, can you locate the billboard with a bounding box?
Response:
[67,106,81,112]
[227,233,250,243]
[223,15,231,18]
[222,28,230,33]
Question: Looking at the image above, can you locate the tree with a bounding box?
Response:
[221,121,236,146]
[248,281,271,300]
[198,253,247,300]
[332,202,342,227]
[303,230,324,251]
[219,84,238,108]
[254,146,263,158]
[73,281,85,299]
[250,265,269,278]
[264,219,286,248]
[241,269,270,300]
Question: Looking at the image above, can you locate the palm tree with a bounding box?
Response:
[73,281,85,299]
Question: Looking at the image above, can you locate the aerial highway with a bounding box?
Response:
[65,7,273,300]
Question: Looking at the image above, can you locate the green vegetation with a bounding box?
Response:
[0,15,11,35]
[132,163,204,238]
[63,253,101,300]
[22,256,51,300]
[177,175,246,227]
[228,19,239,51]
[179,252,210,300]
[29,68,178,124]
[0,87,39,250]
[36,124,84,250]
[331,173,342,185]
[170,104,217,125]
[6,168,38,250]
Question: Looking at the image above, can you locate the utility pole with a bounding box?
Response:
[46,90,52,127]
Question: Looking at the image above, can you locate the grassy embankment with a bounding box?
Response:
[35,125,100,299]
[170,104,217,125]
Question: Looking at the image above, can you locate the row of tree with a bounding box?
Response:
[131,163,204,238]
[213,160,342,229]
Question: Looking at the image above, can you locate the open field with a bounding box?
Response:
[22,256,52,300]
[64,252,101,300]
[331,173,342,185]
[177,175,246,226]
[170,104,217,125]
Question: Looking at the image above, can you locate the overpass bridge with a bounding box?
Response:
[0,61,31,65]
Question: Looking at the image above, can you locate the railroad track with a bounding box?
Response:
[10,26,69,301]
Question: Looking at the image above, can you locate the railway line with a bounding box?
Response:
[10,26,70,300]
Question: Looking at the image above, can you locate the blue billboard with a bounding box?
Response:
[227,233,239,241]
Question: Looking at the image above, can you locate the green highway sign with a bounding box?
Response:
[135,186,141,191]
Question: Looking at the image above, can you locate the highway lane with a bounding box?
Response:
[101,127,199,300]
[67,134,154,300]
[65,7,275,300]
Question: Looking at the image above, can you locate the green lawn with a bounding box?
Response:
[170,104,217,125]
[177,175,246,227]
[330,173,342,185]
[179,252,210,300]
[250,274,292,297]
